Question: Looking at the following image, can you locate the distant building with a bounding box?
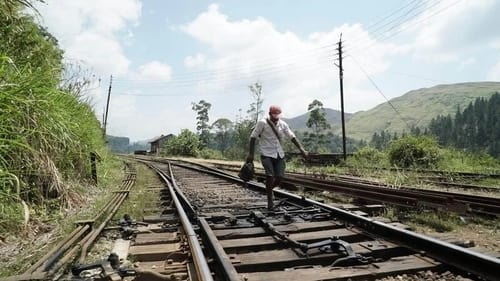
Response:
[149,134,173,155]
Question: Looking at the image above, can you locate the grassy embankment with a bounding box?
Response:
[0,2,123,276]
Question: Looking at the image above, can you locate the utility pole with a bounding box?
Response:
[103,75,113,138]
[334,34,347,161]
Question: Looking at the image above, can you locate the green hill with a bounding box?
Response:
[342,82,500,140]
[283,108,353,131]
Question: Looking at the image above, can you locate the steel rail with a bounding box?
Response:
[22,225,85,274]
[77,171,136,263]
[150,162,214,281]
[77,190,130,263]
[0,226,89,281]
[38,224,91,273]
[198,218,240,281]
[139,160,198,217]
[278,188,500,281]
[291,175,500,216]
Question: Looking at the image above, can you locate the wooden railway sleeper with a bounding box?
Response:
[250,211,370,266]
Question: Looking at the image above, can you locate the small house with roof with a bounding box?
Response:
[149,134,173,155]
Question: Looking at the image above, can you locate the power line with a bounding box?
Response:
[112,62,336,96]
[115,1,439,85]
[111,1,460,94]
[114,55,336,88]
[347,54,412,130]
[344,0,461,56]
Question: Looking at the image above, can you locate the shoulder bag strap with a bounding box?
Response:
[266,118,281,142]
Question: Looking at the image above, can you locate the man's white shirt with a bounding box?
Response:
[250,118,296,158]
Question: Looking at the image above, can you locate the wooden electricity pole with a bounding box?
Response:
[103,75,113,138]
[334,34,347,161]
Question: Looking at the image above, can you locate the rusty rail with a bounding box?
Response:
[0,163,136,281]
[147,163,214,281]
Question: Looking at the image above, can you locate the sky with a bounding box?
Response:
[34,0,500,141]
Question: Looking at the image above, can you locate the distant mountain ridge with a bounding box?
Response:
[343,81,500,140]
[106,135,149,153]
[283,108,353,131]
[282,82,500,140]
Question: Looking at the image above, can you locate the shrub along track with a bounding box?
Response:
[129,158,499,281]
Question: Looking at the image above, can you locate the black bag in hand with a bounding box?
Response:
[238,162,254,182]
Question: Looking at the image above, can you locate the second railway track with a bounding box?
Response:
[197,160,500,217]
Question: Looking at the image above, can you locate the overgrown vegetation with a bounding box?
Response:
[383,207,464,233]
[0,1,109,236]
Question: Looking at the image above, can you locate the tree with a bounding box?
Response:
[232,119,254,158]
[212,118,233,154]
[191,100,212,148]
[427,93,500,158]
[306,100,331,134]
[305,100,331,152]
[247,83,264,125]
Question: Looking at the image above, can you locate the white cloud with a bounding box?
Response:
[107,94,195,141]
[66,31,130,76]
[181,4,407,117]
[35,0,143,138]
[35,0,142,77]
[182,4,292,53]
[407,0,500,62]
[133,61,173,81]
[38,1,500,141]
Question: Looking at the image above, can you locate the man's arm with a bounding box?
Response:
[291,137,308,159]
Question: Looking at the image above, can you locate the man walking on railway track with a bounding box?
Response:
[246,105,308,210]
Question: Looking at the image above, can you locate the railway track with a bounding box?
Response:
[129,159,499,281]
[0,163,137,281]
[4,159,498,281]
[194,160,500,217]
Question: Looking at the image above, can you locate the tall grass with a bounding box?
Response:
[438,148,500,173]
[0,54,105,233]
[0,4,106,234]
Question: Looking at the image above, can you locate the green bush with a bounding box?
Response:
[388,135,441,168]
[163,129,200,157]
[350,146,387,166]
